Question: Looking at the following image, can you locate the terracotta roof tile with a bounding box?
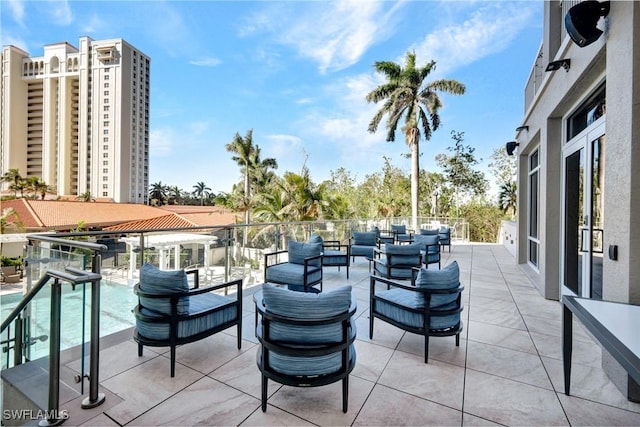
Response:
[1,199,169,230]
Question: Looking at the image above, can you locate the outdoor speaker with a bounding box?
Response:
[506,141,519,156]
[565,1,610,48]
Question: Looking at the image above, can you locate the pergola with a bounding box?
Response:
[120,233,218,280]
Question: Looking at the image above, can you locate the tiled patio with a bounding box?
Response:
[55,244,640,425]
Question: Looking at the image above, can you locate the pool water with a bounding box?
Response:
[1,280,137,361]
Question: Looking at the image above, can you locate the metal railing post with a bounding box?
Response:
[82,253,106,409]
[41,278,64,427]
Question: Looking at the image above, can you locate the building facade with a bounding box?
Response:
[516,0,639,400]
[1,37,150,203]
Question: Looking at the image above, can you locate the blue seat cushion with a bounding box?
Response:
[138,263,189,315]
[257,343,356,377]
[323,249,348,266]
[420,229,439,236]
[383,243,422,264]
[351,244,374,258]
[414,261,460,307]
[375,288,460,331]
[266,263,322,286]
[288,241,322,267]
[413,234,439,248]
[374,259,414,279]
[308,233,324,245]
[137,292,237,340]
[352,232,377,246]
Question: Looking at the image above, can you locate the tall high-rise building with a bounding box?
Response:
[1,37,150,204]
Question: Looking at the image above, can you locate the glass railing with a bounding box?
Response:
[0,216,467,422]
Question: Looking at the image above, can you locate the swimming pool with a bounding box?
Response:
[1,280,137,362]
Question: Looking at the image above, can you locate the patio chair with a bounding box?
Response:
[391,224,414,244]
[439,227,452,252]
[369,261,464,363]
[371,225,395,245]
[309,233,351,279]
[413,234,441,269]
[264,240,323,293]
[133,263,243,377]
[350,231,378,265]
[372,243,422,281]
[254,284,357,412]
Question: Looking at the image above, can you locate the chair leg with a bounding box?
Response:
[424,335,430,363]
[138,343,143,357]
[342,376,349,413]
[369,313,374,339]
[261,374,268,412]
[237,321,242,349]
[346,266,349,279]
[170,346,176,377]
[456,333,460,347]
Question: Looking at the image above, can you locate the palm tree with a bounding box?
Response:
[167,186,183,205]
[148,182,167,206]
[192,182,211,206]
[366,51,465,230]
[1,168,23,196]
[226,129,255,225]
[499,181,518,217]
[77,191,95,202]
[247,146,278,194]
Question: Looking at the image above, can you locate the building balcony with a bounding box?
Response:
[1,224,639,426]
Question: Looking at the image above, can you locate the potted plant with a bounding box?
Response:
[1,255,23,276]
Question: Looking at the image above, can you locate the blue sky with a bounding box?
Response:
[1,0,542,196]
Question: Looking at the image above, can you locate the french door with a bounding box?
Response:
[562,122,605,299]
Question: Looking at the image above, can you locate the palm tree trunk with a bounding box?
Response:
[410,134,420,232]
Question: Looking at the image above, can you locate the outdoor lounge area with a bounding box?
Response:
[13,243,640,426]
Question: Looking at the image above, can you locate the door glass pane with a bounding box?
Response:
[529,172,539,238]
[591,135,605,300]
[564,148,584,295]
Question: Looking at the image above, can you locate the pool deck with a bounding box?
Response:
[8,244,640,426]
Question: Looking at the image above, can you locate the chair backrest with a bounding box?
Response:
[413,261,460,307]
[308,233,324,246]
[351,231,377,246]
[413,234,440,253]
[391,224,407,235]
[288,240,322,267]
[419,229,439,236]
[439,227,451,240]
[138,263,189,315]
[383,243,422,266]
[258,284,356,376]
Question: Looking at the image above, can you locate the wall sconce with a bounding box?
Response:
[546,59,571,72]
[506,141,519,156]
[566,0,610,48]
[516,125,529,132]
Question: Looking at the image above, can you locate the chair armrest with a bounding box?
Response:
[370,274,416,292]
[264,250,288,267]
[134,278,242,300]
[372,247,384,259]
[186,268,199,289]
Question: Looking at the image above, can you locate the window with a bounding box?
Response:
[103,137,108,142]
[104,98,109,104]
[103,168,108,173]
[104,90,109,96]
[103,176,108,181]
[104,121,109,127]
[103,192,108,196]
[103,129,109,135]
[103,145,108,150]
[103,161,108,166]
[104,75,109,80]
[104,82,109,88]
[528,149,540,268]
[104,105,110,111]
[103,153,109,158]
[104,114,109,119]
[567,84,605,140]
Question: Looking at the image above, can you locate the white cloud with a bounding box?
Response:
[241,0,405,73]
[6,0,25,26]
[80,14,107,33]
[189,57,222,67]
[47,0,73,26]
[149,128,174,157]
[412,3,536,76]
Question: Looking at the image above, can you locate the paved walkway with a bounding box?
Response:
[55,244,640,426]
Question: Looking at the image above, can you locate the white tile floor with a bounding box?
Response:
[54,244,640,426]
